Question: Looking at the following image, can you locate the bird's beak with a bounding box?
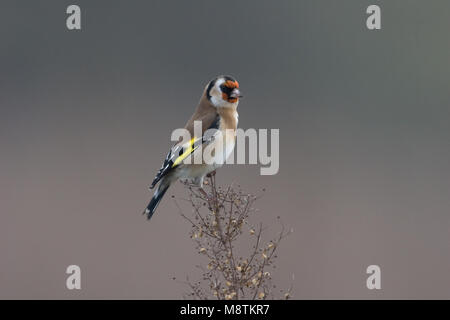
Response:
[230,88,243,99]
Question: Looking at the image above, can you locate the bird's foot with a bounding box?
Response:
[206,170,216,178]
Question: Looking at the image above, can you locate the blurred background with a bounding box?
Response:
[1,0,450,299]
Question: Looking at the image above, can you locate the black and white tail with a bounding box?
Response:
[143,180,170,220]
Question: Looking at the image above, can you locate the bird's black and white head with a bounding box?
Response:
[205,75,242,108]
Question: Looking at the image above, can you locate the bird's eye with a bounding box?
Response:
[220,85,230,93]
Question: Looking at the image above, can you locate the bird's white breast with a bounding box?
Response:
[210,130,235,169]
[224,131,236,163]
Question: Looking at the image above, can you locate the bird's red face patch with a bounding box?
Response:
[225,80,239,89]
[221,80,240,103]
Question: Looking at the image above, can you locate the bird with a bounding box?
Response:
[143,75,242,220]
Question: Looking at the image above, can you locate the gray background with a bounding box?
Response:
[1,0,449,299]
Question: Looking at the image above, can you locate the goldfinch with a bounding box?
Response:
[143,75,242,219]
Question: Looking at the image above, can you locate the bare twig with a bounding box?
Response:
[174,176,293,300]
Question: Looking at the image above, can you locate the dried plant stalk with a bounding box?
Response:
[173,174,292,300]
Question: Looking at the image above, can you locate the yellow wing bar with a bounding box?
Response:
[172,137,200,167]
